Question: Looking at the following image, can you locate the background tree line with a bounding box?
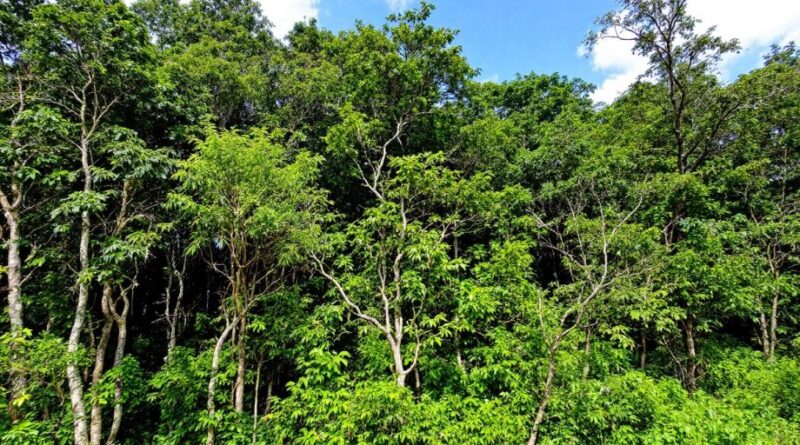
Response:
[0,0,799,443]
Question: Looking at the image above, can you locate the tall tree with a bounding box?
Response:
[25,0,155,442]
[168,128,326,444]
[588,0,741,393]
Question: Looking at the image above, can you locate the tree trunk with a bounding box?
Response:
[106,288,130,445]
[759,310,770,357]
[252,360,262,445]
[3,84,29,422]
[390,338,408,387]
[582,326,592,381]
[165,249,186,358]
[684,315,697,394]
[414,366,421,399]
[90,285,114,445]
[67,136,92,445]
[527,348,558,445]
[769,295,778,360]
[640,330,647,370]
[207,321,236,445]
[234,316,247,412]
[3,203,26,421]
[264,375,273,415]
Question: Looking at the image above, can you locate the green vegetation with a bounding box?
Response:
[1,0,798,443]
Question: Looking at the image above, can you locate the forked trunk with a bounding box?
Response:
[106,287,130,445]
[90,285,114,445]
[390,338,408,387]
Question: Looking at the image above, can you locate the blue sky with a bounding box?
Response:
[261,0,800,103]
[315,0,615,86]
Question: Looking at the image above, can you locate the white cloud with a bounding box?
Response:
[584,0,800,103]
[581,27,649,104]
[259,0,320,39]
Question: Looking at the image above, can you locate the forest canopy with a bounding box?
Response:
[1,0,799,444]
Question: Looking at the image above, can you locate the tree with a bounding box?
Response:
[25,1,156,442]
[724,47,800,359]
[313,152,528,388]
[588,0,740,175]
[0,0,62,420]
[168,128,326,444]
[527,174,655,444]
[588,0,742,393]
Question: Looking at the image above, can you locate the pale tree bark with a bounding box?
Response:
[63,60,124,444]
[89,285,114,445]
[527,186,643,445]
[234,317,247,412]
[684,315,697,394]
[207,319,237,445]
[165,247,187,358]
[1,78,30,422]
[769,295,779,360]
[527,294,600,445]
[106,283,131,445]
[582,325,592,381]
[640,330,647,370]
[759,309,770,357]
[67,127,93,445]
[88,180,133,445]
[251,359,263,445]
[528,348,558,445]
[312,253,422,388]
[1,197,26,420]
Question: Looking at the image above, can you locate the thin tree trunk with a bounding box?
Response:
[640,330,647,370]
[106,287,130,445]
[207,320,236,445]
[527,348,558,445]
[168,263,185,354]
[3,81,29,422]
[3,203,26,421]
[264,375,273,415]
[582,326,592,381]
[3,205,23,333]
[166,248,186,358]
[67,135,92,445]
[252,359,262,445]
[454,324,464,372]
[414,366,421,399]
[759,310,770,357]
[163,255,174,359]
[769,295,778,360]
[684,315,697,394]
[90,285,114,445]
[234,316,247,412]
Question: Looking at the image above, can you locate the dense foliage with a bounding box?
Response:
[1,0,799,443]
